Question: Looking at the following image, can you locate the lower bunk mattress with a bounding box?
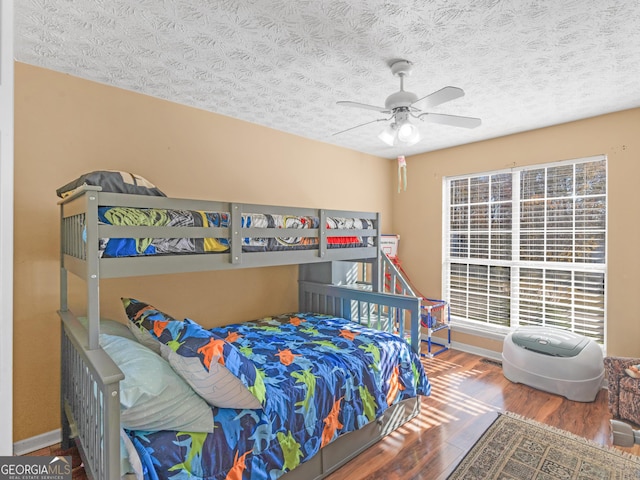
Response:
[115,303,431,479]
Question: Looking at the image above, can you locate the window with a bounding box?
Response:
[443,156,607,344]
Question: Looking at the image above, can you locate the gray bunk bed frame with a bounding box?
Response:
[59,186,423,480]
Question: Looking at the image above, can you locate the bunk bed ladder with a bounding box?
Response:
[380,252,451,358]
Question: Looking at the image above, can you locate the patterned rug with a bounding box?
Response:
[449,412,640,480]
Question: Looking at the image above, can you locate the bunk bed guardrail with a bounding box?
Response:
[298,280,421,354]
[59,186,381,277]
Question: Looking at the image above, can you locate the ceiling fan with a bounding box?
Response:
[335,60,481,147]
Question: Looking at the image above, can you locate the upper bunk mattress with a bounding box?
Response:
[98,206,375,258]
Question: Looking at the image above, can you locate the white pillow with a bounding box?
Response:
[100,334,214,432]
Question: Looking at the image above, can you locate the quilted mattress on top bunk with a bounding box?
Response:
[120,299,430,479]
[98,206,375,258]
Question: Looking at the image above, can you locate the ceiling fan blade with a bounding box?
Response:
[419,113,481,129]
[332,118,388,136]
[412,86,465,109]
[337,101,391,114]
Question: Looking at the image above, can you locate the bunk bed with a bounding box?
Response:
[58,183,429,480]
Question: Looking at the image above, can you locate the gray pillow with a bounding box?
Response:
[56,171,166,198]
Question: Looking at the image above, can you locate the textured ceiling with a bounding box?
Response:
[14,0,640,159]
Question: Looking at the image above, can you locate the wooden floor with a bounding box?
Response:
[325,349,640,480]
[30,349,639,480]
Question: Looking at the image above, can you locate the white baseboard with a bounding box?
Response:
[13,429,61,456]
[450,340,503,362]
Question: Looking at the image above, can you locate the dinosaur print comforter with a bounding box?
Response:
[97,206,374,257]
[127,313,430,480]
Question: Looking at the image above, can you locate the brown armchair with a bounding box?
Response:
[604,356,640,446]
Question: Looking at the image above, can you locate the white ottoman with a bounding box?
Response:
[502,326,604,402]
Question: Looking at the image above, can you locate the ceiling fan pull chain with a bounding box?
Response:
[397,156,407,192]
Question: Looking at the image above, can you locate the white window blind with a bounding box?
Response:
[444,156,607,343]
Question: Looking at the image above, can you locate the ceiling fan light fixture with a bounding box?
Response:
[378,118,421,147]
[378,123,398,146]
[396,121,421,145]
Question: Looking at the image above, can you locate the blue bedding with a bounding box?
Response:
[127,313,430,479]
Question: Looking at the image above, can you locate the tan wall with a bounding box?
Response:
[392,108,640,358]
[14,60,639,443]
[13,62,392,441]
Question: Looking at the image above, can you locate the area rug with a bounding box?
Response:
[448,412,640,480]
